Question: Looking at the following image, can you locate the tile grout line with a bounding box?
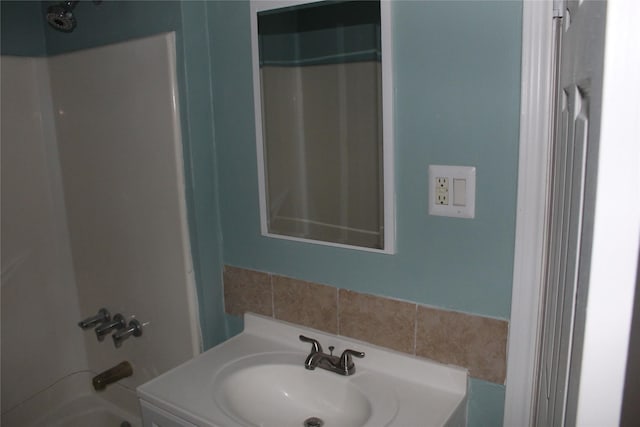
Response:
[413,304,418,355]
[336,287,341,335]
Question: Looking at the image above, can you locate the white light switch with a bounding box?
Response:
[453,179,466,206]
[428,165,476,218]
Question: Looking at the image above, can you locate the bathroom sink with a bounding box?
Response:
[212,352,394,427]
[138,314,468,427]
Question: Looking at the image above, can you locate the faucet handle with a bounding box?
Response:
[113,319,143,348]
[339,349,365,371]
[95,313,126,341]
[299,335,323,353]
[78,308,110,329]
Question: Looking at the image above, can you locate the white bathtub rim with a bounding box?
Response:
[1,370,141,427]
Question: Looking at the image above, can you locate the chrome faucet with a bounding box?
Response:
[299,335,364,376]
[95,313,126,341]
[78,308,110,329]
[92,361,133,391]
[113,319,142,348]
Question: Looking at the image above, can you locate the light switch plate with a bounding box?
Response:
[428,165,476,218]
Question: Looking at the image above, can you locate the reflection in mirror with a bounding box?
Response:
[251,0,394,253]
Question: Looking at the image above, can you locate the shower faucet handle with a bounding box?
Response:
[78,308,111,329]
[112,319,143,348]
[95,314,126,341]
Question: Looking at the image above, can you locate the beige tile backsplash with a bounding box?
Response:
[273,276,338,334]
[339,290,416,354]
[223,265,272,317]
[416,306,508,384]
[223,265,508,384]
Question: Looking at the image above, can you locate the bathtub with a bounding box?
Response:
[2,371,141,427]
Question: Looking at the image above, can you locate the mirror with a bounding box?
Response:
[250,0,395,253]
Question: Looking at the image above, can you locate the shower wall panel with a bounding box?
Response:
[47,33,200,393]
[1,56,88,413]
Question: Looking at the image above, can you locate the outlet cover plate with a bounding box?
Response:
[428,165,476,218]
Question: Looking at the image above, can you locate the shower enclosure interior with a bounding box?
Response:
[1,9,200,425]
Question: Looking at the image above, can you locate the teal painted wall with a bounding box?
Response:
[42,1,181,55]
[3,1,523,424]
[177,1,227,349]
[212,0,521,321]
[0,1,226,349]
[469,378,507,426]
[208,1,521,425]
[1,1,47,56]
[210,1,521,319]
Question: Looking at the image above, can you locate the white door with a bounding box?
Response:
[534,1,607,426]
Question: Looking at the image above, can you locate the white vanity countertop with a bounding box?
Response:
[137,313,468,427]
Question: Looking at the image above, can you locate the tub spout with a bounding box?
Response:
[92,361,133,391]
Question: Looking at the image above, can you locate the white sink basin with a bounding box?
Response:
[138,314,468,427]
[212,352,396,427]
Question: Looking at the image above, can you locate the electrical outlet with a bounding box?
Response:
[428,165,476,218]
[436,177,449,205]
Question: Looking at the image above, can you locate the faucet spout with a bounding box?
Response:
[299,335,365,376]
[92,361,133,391]
[304,352,323,370]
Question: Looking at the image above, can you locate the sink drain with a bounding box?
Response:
[303,416,324,427]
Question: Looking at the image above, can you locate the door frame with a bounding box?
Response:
[506,1,640,425]
[504,1,556,425]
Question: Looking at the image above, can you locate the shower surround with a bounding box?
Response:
[1,33,199,425]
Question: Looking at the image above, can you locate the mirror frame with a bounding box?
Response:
[250,0,396,254]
